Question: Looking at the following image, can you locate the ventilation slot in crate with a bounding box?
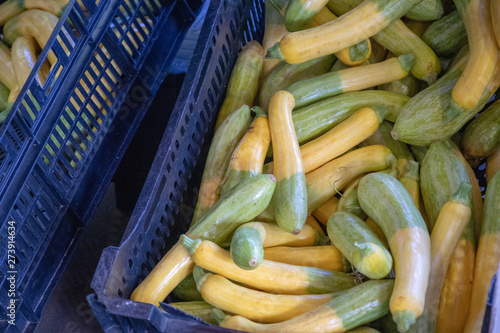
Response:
[0,147,13,193]
[112,0,162,60]
[0,170,62,283]
[40,44,125,192]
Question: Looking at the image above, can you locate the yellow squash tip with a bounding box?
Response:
[356,243,392,279]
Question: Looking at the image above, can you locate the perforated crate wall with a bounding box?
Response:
[0,0,198,331]
[0,0,105,199]
[89,0,265,332]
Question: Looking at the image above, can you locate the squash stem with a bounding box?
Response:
[266,42,284,61]
[251,106,267,118]
[450,182,472,206]
[211,308,227,325]
[180,235,201,255]
[314,231,331,246]
[348,40,371,62]
[442,99,463,123]
[393,309,416,332]
[192,265,210,292]
[384,154,399,178]
[397,54,416,73]
[402,160,420,181]
[373,105,388,124]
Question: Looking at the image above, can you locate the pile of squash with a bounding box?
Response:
[130,0,500,332]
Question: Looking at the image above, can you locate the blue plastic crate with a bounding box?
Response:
[87,1,499,332]
[88,0,264,331]
[0,0,200,331]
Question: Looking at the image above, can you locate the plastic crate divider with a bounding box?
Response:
[86,294,123,332]
[67,2,92,34]
[79,0,105,24]
[50,26,77,65]
[132,13,150,45]
[18,92,39,128]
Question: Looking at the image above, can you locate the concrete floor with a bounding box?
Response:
[35,184,131,333]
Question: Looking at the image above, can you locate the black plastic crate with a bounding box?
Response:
[0,0,201,331]
[88,0,264,331]
[88,0,499,332]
